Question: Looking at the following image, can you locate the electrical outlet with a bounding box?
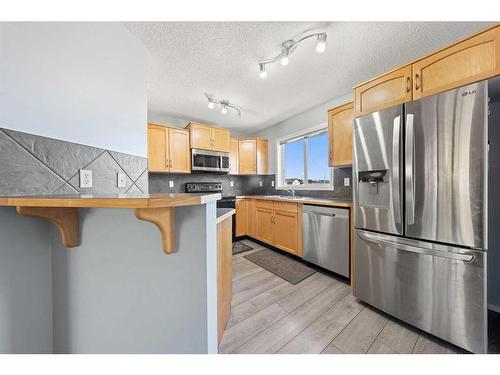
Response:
[271,180,275,187]
[79,169,92,188]
[230,181,234,187]
[169,180,174,188]
[117,173,126,188]
[344,177,350,187]
[259,181,263,187]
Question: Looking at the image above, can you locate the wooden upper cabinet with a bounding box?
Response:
[354,65,413,117]
[239,139,257,175]
[412,26,500,100]
[212,128,231,152]
[256,139,269,175]
[147,124,168,172]
[188,122,212,150]
[238,138,269,175]
[328,102,354,167]
[229,138,239,174]
[186,122,230,152]
[147,123,190,173]
[168,128,191,173]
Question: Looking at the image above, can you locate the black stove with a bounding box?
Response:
[185,182,237,240]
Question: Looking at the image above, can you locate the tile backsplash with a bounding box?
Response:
[149,167,352,200]
[0,128,148,195]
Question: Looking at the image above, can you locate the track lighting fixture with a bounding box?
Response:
[258,32,327,78]
[206,94,241,118]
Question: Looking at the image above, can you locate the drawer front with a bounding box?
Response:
[254,199,274,211]
[272,201,298,213]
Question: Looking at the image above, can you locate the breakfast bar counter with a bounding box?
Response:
[0,193,221,354]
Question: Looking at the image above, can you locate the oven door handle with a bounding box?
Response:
[358,231,474,262]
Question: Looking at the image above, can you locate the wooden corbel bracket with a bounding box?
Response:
[16,206,80,247]
[134,207,175,254]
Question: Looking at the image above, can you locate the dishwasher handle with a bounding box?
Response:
[305,211,336,217]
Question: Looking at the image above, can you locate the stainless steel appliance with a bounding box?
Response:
[302,205,350,278]
[191,149,230,173]
[353,80,490,353]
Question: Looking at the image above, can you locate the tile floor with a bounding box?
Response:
[219,239,468,354]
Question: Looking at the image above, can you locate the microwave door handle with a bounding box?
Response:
[405,113,415,225]
[392,115,401,229]
[358,231,474,262]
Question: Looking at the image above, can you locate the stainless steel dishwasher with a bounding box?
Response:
[302,205,350,278]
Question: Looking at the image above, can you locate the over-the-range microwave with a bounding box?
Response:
[191,148,230,173]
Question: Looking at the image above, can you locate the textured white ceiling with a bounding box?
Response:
[124,21,493,134]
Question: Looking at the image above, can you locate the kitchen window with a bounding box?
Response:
[276,126,333,190]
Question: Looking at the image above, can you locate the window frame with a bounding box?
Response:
[276,123,334,191]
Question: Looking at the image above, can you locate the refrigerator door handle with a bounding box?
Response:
[392,115,401,228]
[405,113,415,225]
[358,231,474,262]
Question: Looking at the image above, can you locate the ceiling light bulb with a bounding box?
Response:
[316,33,327,53]
[280,56,289,66]
[221,105,228,114]
[280,45,290,66]
[208,101,215,109]
[259,64,267,78]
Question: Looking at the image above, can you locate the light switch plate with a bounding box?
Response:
[344,177,350,187]
[79,169,92,188]
[117,173,126,188]
[169,180,174,188]
[230,181,234,187]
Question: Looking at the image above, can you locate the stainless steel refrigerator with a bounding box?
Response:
[353,80,490,353]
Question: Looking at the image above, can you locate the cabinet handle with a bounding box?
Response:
[406,76,411,93]
[415,74,420,91]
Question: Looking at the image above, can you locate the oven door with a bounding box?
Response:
[192,149,222,172]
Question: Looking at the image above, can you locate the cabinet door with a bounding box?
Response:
[229,138,239,174]
[189,123,212,150]
[273,209,300,255]
[168,128,191,173]
[255,207,273,245]
[247,199,256,237]
[212,128,231,152]
[147,124,168,172]
[354,65,412,117]
[235,199,247,237]
[328,102,354,167]
[217,217,232,343]
[238,139,257,175]
[413,26,500,100]
[256,139,268,175]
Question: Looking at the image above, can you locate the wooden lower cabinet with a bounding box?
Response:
[235,199,247,236]
[217,216,232,344]
[255,206,274,244]
[273,208,301,256]
[247,199,256,237]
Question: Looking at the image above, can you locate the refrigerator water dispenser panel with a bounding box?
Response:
[358,170,390,208]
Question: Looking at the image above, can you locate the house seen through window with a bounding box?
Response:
[278,128,333,190]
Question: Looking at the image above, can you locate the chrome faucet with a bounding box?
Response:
[285,189,296,197]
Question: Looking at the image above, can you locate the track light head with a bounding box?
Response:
[316,33,327,53]
[280,45,290,66]
[259,63,267,78]
[208,101,215,109]
[220,103,228,114]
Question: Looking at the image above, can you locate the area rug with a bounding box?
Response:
[232,241,253,255]
[244,249,316,284]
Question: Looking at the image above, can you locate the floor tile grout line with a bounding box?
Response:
[230,282,348,354]
[365,318,390,354]
[231,273,280,300]
[274,291,359,354]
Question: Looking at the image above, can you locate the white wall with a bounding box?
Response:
[254,93,353,173]
[0,22,148,157]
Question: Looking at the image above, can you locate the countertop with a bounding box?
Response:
[236,195,352,208]
[216,208,235,224]
[0,193,222,209]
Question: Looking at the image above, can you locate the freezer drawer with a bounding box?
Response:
[302,205,349,277]
[353,229,487,353]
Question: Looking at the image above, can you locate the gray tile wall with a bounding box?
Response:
[149,167,352,200]
[0,128,148,195]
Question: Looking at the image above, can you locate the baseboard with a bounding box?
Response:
[488,303,500,313]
